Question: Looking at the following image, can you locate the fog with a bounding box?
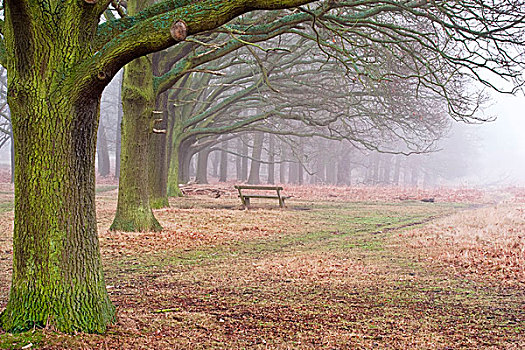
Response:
[473,92,525,185]
[458,93,525,186]
[0,90,524,188]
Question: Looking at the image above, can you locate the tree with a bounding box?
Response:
[0,0,313,333]
[110,0,162,232]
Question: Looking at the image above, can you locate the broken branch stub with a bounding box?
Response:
[170,21,187,42]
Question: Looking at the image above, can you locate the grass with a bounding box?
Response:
[0,187,523,349]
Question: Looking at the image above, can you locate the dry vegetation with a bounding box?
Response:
[400,204,525,285]
[0,183,524,349]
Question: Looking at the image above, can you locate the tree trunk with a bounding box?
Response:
[381,154,392,184]
[2,93,115,333]
[288,161,298,184]
[210,149,219,178]
[326,161,336,185]
[167,123,185,197]
[219,140,228,182]
[241,138,249,181]
[411,166,419,187]
[0,4,115,333]
[114,76,123,179]
[196,148,210,184]
[10,130,14,184]
[110,54,161,232]
[393,156,401,186]
[312,158,324,184]
[247,132,264,185]
[367,153,380,185]
[177,142,196,185]
[236,138,243,181]
[148,92,170,209]
[337,152,351,186]
[96,120,111,177]
[297,162,304,185]
[280,145,287,184]
[267,134,275,184]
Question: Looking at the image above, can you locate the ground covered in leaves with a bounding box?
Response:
[0,184,524,349]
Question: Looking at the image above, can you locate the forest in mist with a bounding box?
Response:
[0,1,523,347]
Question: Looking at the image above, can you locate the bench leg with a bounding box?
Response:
[244,197,250,209]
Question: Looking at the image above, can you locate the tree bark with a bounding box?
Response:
[114,75,123,179]
[148,92,170,209]
[0,3,115,333]
[10,130,14,184]
[178,144,191,183]
[219,140,228,182]
[236,138,243,181]
[110,56,161,231]
[196,148,210,184]
[167,119,185,197]
[96,120,111,177]
[280,144,287,184]
[241,138,249,181]
[267,134,275,184]
[247,132,264,185]
[110,0,161,232]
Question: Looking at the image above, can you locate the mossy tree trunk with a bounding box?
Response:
[0,1,116,332]
[110,0,161,232]
[167,124,185,197]
[148,92,170,209]
[110,55,161,232]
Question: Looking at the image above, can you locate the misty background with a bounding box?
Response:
[0,77,523,187]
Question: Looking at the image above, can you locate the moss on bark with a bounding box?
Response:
[110,0,162,232]
[110,56,162,232]
[0,1,116,333]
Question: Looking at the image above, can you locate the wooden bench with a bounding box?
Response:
[234,185,288,208]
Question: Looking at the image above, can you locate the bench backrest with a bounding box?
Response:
[234,185,283,191]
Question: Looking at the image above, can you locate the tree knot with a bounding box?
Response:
[170,20,187,42]
[97,71,108,81]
